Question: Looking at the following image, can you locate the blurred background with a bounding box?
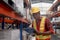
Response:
[0,0,60,40]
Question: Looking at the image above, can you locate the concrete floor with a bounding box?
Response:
[0,29,20,40]
[0,30,60,40]
[51,35,60,40]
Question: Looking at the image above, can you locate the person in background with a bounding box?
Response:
[31,7,54,40]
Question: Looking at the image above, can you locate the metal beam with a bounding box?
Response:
[0,1,28,23]
[31,0,54,4]
[19,22,23,40]
[2,17,4,30]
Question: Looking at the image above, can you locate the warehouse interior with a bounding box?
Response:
[0,0,60,40]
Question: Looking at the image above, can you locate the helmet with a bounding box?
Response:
[31,7,40,14]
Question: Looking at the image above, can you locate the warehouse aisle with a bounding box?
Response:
[0,0,60,40]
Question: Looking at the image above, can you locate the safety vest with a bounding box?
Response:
[33,17,51,40]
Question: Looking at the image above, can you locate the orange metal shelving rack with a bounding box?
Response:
[0,0,28,29]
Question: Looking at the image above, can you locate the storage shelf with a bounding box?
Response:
[0,0,28,23]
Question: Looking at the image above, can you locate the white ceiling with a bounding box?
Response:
[31,0,55,15]
[31,0,54,4]
[12,0,54,15]
[31,2,52,15]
